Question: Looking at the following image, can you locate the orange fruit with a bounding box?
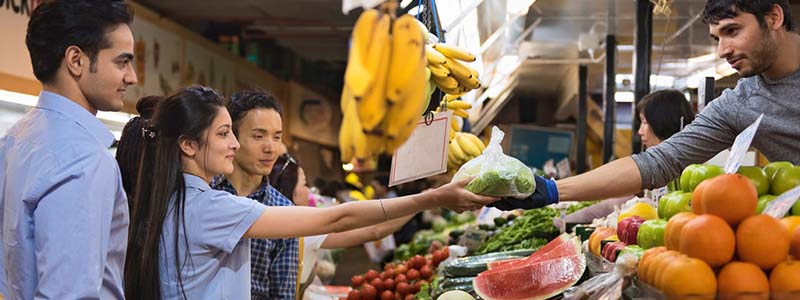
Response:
[791,228,800,260]
[679,214,736,267]
[664,212,697,250]
[648,250,681,289]
[637,246,667,283]
[769,260,800,295]
[659,256,717,300]
[781,216,800,237]
[588,227,615,256]
[695,174,758,226]
[737,215,790,270]
[717,261,770,300]
[692,180,712,214]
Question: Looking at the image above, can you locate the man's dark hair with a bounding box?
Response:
[227,90,283,135]
[635,89,696,142]
[26,0,134,84]
[703,0,793,31]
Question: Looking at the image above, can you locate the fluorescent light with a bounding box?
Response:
[342,163,354,171]
[615,91,635,103]
[0,89,134,125]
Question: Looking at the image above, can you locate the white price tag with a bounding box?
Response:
[389,111,452,187]
[762,185,800,218]
[724,114,764,174]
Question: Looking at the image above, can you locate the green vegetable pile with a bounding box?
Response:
[475,202,596,254]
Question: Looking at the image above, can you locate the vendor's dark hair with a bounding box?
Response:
[269,153,301,202]
[26,0,134,83]
[116,95,163,199]
[125,86,225,300]
[227,90,283,135]
[703,0,793,31]
[635,89,696,141]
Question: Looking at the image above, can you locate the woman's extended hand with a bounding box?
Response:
[426,177,498,213]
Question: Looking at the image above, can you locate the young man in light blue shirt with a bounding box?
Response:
[0,1,137,299]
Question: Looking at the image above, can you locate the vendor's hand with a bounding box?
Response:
[488,175,559,210]
[429,177,498,213]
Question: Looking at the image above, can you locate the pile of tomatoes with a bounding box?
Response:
[342,248,450,300]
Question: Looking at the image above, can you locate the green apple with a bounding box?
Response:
[756,194,777,214]
[771,166,800,195]
[658,191,693,220]
[737,166,770,196]
[680,164,724,192]
[636,219,667,249]
[765,162,794,182]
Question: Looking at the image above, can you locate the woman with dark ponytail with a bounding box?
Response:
[116,95,162,199]
[124,86,496,299]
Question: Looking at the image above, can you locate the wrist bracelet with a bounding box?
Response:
[379,199,390,221]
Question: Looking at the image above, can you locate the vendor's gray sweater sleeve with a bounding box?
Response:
[631,88,744,189]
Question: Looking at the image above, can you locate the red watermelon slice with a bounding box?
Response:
[487,234,573,270]
[474,235,585,300]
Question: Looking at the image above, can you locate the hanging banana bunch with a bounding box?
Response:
[425,42,482,95]
[339,6,433,163]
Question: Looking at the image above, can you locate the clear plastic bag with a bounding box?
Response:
[452,126,535,198]
[563,252,639,300]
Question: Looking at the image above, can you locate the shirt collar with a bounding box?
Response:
[184,173,212,191]
[36,91,116,148]
[214,175,271,198]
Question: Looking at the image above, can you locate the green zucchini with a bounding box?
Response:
[442,249,535,277]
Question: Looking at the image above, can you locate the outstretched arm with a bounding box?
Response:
[244,178,496,239]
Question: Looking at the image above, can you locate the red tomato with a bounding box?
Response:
[365,270,379,282]
[380,290,393,300]
[351,275,365,288]
[395,274,407,283]
[370,278,384,291]
[383,278,395,291]
[348,289,362,300]
[395,282,410,295]
[406,269,420,281]
[420,265,433,279]
[361,284,377,300]
[404,294,414,300]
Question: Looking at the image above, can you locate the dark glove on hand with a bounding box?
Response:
[487,175,559,210]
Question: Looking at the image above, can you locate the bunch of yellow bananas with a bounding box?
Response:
[426,43,481,95]
[447,131,486,172]
[434,91,483,172]
[339,9,434,163]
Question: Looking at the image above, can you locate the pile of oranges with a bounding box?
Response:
[637,174,800,300]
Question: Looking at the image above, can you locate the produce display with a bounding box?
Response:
[476,204,591,255]
[338,159,800,300]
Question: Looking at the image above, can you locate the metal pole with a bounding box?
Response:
[603,35,617,163]
[577,65,588,174]
[698,76,715,112]
[632,0,653,154]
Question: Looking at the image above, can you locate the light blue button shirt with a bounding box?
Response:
[159,174,266,300]
[0,91,129,299]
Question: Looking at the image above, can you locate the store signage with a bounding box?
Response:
[389,111,452,187]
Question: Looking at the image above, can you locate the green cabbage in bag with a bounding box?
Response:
[452,126,535,198]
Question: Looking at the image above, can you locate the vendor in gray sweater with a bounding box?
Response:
[490,0,800,210]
